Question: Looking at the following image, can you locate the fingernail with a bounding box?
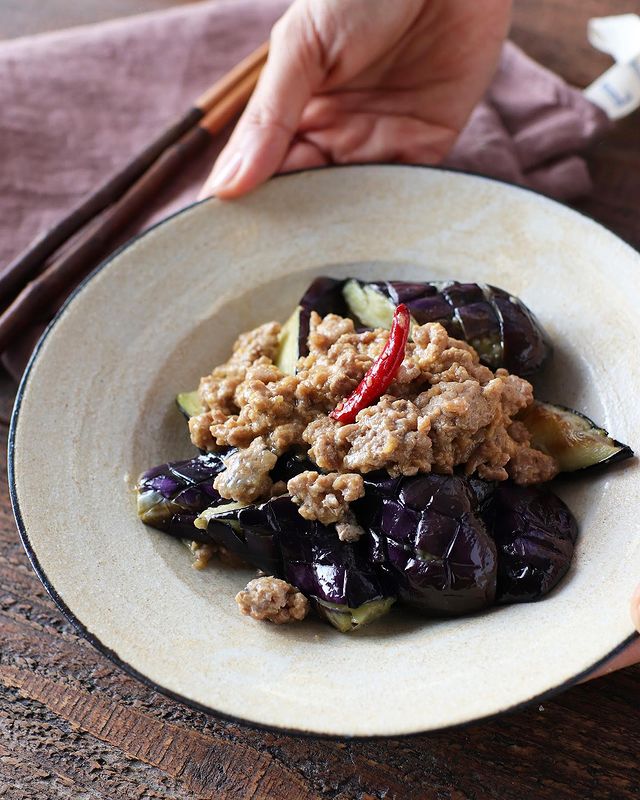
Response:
[199,151,243,199]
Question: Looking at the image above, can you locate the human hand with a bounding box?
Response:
[200,0,512,198]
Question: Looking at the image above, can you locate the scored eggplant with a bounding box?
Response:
[342,278,550,376]
[482,482,578,603]
[520,401,634,473]
[136,453,227,540]
[357,473,498,616]
[196,495,396,632]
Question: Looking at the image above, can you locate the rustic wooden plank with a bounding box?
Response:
[2,572,640,800]
[1,664,319,800]
[0,689,196,799]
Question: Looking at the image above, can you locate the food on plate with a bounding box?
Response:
[136,277,633,631]
[293,277,550,375]
[519,402,633,473]
[235,577,310,624]
[482,482,579,603]
[196,489,396,631]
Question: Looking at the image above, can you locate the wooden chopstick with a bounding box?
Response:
[0,61,264,355]
[0,41,268,312]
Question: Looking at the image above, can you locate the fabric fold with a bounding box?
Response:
[0,1,612,378]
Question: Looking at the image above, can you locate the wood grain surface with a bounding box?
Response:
[1,1,639,798]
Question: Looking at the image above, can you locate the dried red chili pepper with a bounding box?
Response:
[330,303,411,424]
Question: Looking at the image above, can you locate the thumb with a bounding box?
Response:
[200,9,326,199]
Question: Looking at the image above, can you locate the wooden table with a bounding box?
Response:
[1,1,639,798]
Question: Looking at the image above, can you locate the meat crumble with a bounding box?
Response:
[189,312,559,519]
[189,541,247,570]
[189,322,281,450]
[213,437,277,503]
[287,471,365,525]
[235,577,310,624]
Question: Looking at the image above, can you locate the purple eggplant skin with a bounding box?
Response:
[482,483,579,603]
[136,451,313,543]
[297,277,350,358]
[487,286,550,378]
[205,494,396,631]
[136,453,228,541]
[384,280,550,376]
[338,278,550,376]
[356,473,498,616]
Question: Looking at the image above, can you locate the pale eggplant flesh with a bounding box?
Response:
[520,401,634,473]
[176,390,203,419]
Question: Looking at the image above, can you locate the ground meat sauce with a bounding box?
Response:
[213,437,277,503]
[189,541,247,570]
[235,577,310,624]
[189,322,281,450]
[190,312,559,519]
[287,471,365,525]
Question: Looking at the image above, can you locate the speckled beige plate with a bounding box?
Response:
[9,166,640,737]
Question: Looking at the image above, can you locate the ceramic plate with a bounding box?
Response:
[9,166,640,737]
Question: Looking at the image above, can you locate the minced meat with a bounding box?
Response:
[189,322,281,450]
[317,397,433,476]
[335,514,366,542]
[189,541,247,570]
[213,437,277,503]
[235,577,310,624]
[192,314,559,511]
[287,470,365,524]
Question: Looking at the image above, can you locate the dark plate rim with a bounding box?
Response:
[8,163,640,740]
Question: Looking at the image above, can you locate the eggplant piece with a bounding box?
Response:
[298,276,349,359]
[275,307,301,375]
[342,279,396,330]
[520,401,634,473]
[482,483,578,603]
[341,278,550,375]
[136,450,314,537]
[136,453,227,541]
[176,390,204,419]
[487,286,549,378]
[357,473,498,616]
[277,277,351,373]
[196,495,396,632]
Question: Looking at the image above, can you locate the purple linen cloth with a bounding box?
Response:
[0,0,610,377]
